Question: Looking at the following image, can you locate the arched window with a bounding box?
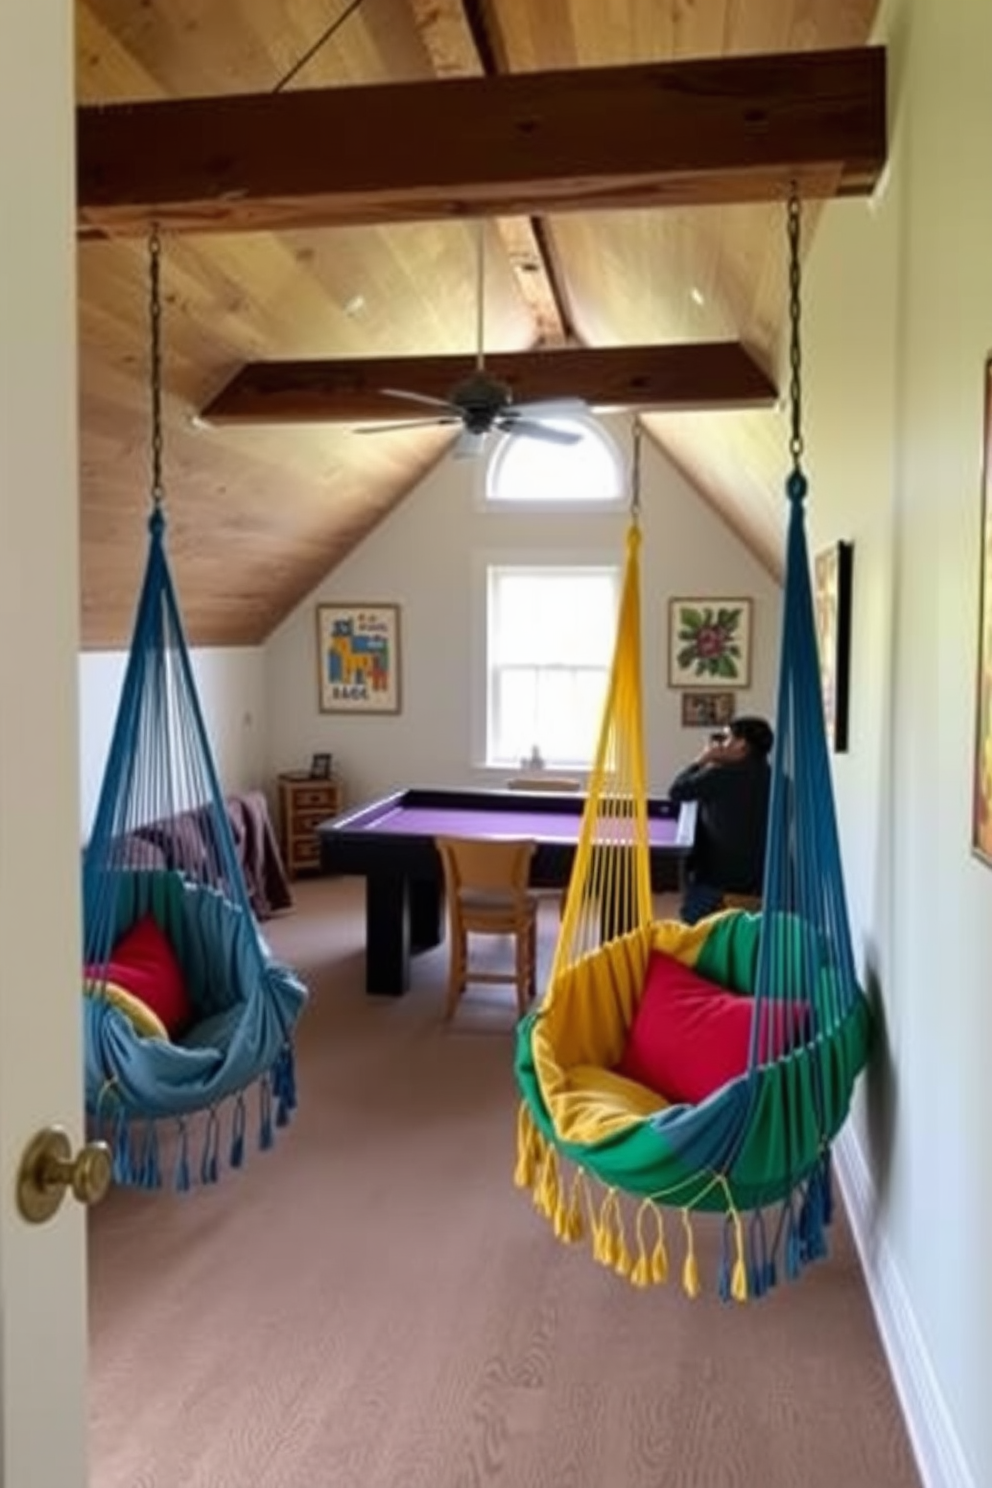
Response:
[484,414,625,507]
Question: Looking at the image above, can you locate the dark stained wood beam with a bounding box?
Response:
[77,47,886,238]
[199,343,777,425]
[406,0,571,345]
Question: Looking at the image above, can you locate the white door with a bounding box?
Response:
[0,2,90,1485]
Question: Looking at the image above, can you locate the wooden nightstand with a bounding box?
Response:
[278,772,342,879]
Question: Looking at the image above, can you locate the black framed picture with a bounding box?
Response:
[309,752,333,780]
[814,541,854,753]
[680,691,737,729]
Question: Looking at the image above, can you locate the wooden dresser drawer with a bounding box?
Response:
[292,785,337,811]
[278,772,343,878]
[290,835,320,867]
[295,805,335,832]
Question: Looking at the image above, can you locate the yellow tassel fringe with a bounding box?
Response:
[514,1122,755,1303]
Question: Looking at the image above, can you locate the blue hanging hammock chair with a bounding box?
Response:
[82,233,307,1190]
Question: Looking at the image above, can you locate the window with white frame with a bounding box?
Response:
[487,565,620,767]
[484,414,625,506]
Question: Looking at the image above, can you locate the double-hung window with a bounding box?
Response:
[486,566,619,768]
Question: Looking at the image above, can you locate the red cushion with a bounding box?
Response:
[97,915,194,1038]
[616,951,809,1106]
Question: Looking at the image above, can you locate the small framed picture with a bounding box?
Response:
[309,752,333,780]
[681,691,737,729]
[316,602,401,715]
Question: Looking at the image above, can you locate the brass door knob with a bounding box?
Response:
[16,1125,113,1225]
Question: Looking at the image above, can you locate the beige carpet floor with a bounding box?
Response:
[87,877,920,1488]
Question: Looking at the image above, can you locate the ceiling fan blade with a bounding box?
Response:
[452,428,488,460]
[354,417,461,434]
[499,417,583,446]
[512,397,589,417]
[380,388,461,413]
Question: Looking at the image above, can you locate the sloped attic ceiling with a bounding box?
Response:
[75,0,884,648]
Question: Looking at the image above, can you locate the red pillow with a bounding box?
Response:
[616,951,808,1106]
[95,915,194,1038]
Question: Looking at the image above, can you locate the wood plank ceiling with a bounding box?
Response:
[75,0,883,648]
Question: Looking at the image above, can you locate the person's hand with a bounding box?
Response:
[696,731,746,767]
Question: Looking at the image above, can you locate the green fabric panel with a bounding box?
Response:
[692,910,821,1000]
[724,1063,792,1204]
[814,1038,842,1137]
[841,996,872,1091]
[726,997,872,1209]
[107,869,192,966]
[691,911,762,993]
[724,1059,815,1208]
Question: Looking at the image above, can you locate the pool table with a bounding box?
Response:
[318,786,697,997]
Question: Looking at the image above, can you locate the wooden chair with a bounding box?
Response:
[723,892,763,913]
[506,775,582,792]
[435,836,539,1021]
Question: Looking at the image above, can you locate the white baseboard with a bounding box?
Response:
[834,1128,976,1488]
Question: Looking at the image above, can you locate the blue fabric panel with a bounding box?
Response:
[84,871,306,1122]
[81,510,308,1132]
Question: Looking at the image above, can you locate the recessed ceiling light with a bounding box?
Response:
[690,286,706,307]
[344,293,366,317]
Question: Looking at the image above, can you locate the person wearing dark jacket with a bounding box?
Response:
[667,715,774,924]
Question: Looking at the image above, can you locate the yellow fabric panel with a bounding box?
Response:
[539,925,653,1068]
[532,915,712,1147]
[83,978,170,1041]
[650,916,715,968]
[555,1064,669,1143]
[552,524,654,982]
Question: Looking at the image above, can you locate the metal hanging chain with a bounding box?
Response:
[629,417,643,522]
[148,226,165,511]
[786,188,805,477]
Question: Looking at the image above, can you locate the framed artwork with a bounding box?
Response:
[316,603,401,715]
[814,541,854,753]
[681,691,737,730]
[668,598,752,688]
[309,752,333,779]
[973,358,992,863]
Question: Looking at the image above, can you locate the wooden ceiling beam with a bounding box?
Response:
[77,47,886,238]
[406,0,570,345]
[199,343,777,425]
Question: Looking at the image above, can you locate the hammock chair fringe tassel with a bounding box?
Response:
[91,1042,299,1191]
[515,1102,835,1303]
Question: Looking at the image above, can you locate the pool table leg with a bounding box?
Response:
[365,873,411,996]
[363,874,444,996]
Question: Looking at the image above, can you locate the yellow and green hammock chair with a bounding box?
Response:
[514,209,870,1300]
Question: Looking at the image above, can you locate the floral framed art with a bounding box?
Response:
[972,357,992,864]
[316,602,401,715]
[668,597,752,688]
[814,541,854,753]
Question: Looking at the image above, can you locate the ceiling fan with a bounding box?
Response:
[356,223,587,459]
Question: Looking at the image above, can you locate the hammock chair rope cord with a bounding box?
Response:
[513,188,871,1302]
[82,229,307,1191]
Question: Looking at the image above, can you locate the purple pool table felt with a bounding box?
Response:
[360,804,690,847]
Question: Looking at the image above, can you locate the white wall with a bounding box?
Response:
[803,0,989,1482]
[79,647,267,837]
[264,416,783,807]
